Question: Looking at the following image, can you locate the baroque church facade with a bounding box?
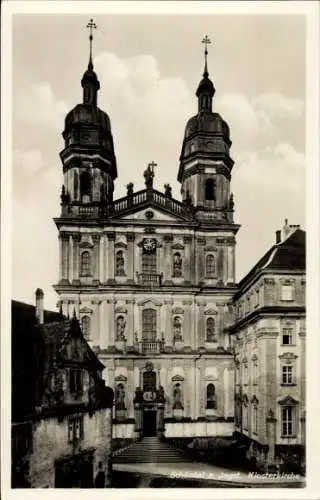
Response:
[54,37,245,439]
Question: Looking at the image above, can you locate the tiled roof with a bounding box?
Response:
[11,301,105,422]
[235,229,305,297]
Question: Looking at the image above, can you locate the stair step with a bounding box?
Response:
[113,437,194,464]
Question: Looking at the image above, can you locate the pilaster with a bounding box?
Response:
[72,233,81,285]
[107,232,115,284]
[183,235,192,284]
[196,237,206,284]
[163,234,173,284]
[126,233,135,284]
[92,234,100,285]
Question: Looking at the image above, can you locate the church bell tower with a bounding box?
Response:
[178,36,234,223]
[59,19,117,216]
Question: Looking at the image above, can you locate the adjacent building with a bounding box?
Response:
[228,220,306,471]
[11,289,114,488]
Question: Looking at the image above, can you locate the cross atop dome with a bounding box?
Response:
[86,18,97,71]
[202,35,211,78]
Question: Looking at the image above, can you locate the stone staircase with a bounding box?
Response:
[113,437,195,464]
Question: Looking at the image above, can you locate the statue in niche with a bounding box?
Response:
[126,182,134,197]
[164,184,172,198]
[115,383,126,410]
[173,253,183,277]
[116,316,126,341]
[172,383,183,410]
[173,316,182,341]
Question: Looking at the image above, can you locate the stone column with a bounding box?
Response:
[69,235,73,283]
[227,244,234,284]
[104,406,113,487]
[106,232,115,283]
[196,237,206,284]
[127,365,134,418]
[266,410,277,469]
[223,367,229,419]
[59,233,63,282]
[99,300,106,349]
[126,298,134,346]
[126,232,135,284]
[199,359,206,418]
[196,301,206,348]
[182,299,192,349]
[92,234,100,285]
[72,233,81,285]
[223,244,228,285]
[195,364,201,418]
[183,236,192,284]
[164,300,173,349]
[60,232,69,284]
[163,234,173,284]
[107,298,116,347]
[99,234,105,283]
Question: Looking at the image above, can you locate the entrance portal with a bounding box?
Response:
[143,410,157,437]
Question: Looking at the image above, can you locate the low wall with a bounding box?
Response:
[164,421,234,438]
[112,423,136,439]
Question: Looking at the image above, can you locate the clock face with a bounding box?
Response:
[143,238,156,252]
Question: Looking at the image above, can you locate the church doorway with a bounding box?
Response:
[143,410,157,437]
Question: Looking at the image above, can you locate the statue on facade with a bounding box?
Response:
[143,161,156,189]
[173,252,183,277]
[164,184,172,198]
[115,383,126,410]
[172,383,183,410]
[185,189,192,207]
[126,182,134,197]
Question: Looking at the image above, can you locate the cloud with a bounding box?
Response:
[12,51,305,307]
[216,92,304,151]
[14,83,68,129]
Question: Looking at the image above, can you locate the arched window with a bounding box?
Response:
[74,171,79,200]
[206,317,216,342]
[206,383,217,409]
[206,254,216,277]
[142,252,157,274]
[205,178,216,201]
[142,309,156,341]
[173,383,184,410]
[243,402,249,430]
[81,315,90,339]
[173,316,182,342]
[80,171,92,202]
[115,383,126,411]
[80,251,92,277]
[115,250,125,276]
[116,315,126,341]
[252,404,258,434]
[172,252,183,277]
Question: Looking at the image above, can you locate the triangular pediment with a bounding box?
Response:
[116,206,186,223]
[278,395,299,406]
[109,189,193,223]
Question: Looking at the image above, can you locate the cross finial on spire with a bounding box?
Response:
[86,18,97,70]
[201,35,211,77]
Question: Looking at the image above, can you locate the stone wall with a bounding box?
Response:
[23,408,112,488]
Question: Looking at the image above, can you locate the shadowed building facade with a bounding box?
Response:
[54,35,238,439]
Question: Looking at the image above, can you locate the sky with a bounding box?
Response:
[11,13,306,310]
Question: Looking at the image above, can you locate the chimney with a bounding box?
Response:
[276,230,281,244]
[35,288,44,324]
[282,218,291,239]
